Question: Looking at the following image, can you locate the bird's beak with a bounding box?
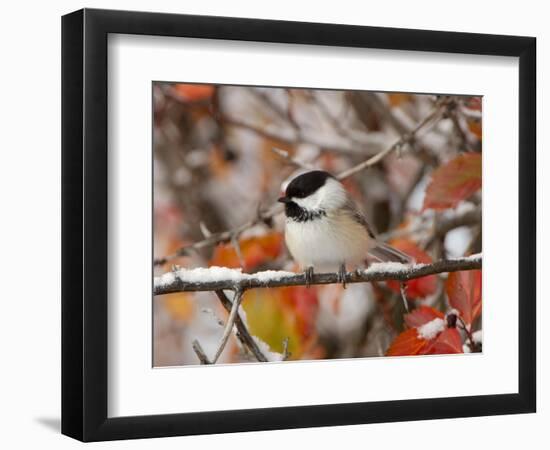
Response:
[278,196,290,204]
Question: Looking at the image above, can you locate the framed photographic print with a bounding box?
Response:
[62,8,536,442]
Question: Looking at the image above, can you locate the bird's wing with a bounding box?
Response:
[342,198,412,263]
[342,198,376,238]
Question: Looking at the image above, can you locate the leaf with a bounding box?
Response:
[279,286,319,338]
[386,239,438,299]
[404,306,444,328]
[242,289,303,358]
[387,93,413,107]
[386,328,429,356]
[446,270,482,325]
[172,84,214,102]
[425,328,463,354]
[387,324,464,356]
[162,292,194,321]
[423,153,481,210]
[210,232,283,271]
[468,120,482,139]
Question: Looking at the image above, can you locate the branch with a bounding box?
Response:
[154,97,453,267]
[335,97,448,180]
[154,254,481,295]
[271,147,315,170]
[221,113,387,156]
[211,288,244,363]
[214,290,269,362]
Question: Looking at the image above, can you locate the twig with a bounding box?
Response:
[154,254,481,295]
[212,289,244,363]
[221,115,386,156]
[271,147,315,170]
[282,337,291,361]
[335,97,449,180]
[153,203,281,266]
[457,317,476,351]
[399,283,409,312]
[154,97,452,267]
[215,291,269,362]
[248,88,299,131]
[424,207,482,249]
[231,235,246,268]
[191,339,211,365]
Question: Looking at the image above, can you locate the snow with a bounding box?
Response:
[252,336,284,362]
[417,318,446,340]
[154,253,482,289]
[445,227,473,258]
[364,261,414,274]
[253,270,296,283]
[472,329,483,344]
[154,271,176,288]
[154,266,296,289]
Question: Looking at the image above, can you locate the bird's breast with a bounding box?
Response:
[284,213,371,270]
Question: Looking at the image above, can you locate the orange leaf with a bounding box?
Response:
[210,233,283,271]
[172,84,214,102]
[386,328,429,356]
[425,328,463,354]
[163,292,194,321]
[468,120,482,139]
[404,306,444,328]
[387,93,413,107]
[386,239,437,299]
[446,270,482,325]
[423,153,481,210]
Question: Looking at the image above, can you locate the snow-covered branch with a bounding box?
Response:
[154,254,482,296]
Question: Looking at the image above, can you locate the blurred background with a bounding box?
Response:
[153,83,482,366]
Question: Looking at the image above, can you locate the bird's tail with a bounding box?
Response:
[368,242,413,264]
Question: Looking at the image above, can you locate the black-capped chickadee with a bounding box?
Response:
[278,170,411,287]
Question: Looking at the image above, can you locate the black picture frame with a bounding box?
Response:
[62,8,536,442]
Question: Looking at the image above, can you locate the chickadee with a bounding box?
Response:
[278,170,411,287]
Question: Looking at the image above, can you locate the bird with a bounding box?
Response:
[278,170,411,287]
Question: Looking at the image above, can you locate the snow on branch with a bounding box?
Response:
[154,254,482,296]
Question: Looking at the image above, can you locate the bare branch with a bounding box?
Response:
[191,339,211,365]
[214,291,269,362]
[271,147,315,170]
[154,97,453,267]
[154,254,481,295]
[212,289,244,363]
[399,283,409,312]
[336,97,449,180]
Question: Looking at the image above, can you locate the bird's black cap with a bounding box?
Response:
[281,170,335,200]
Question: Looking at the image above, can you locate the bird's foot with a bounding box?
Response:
[338,263,348,289]
[304,266,314,288]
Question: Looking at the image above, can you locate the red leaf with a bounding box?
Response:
[172,84,215,102]
[386,328,429,356]
[404,306,444,328]
[446,270,482,325]
[425,328,464,354]
[210,233,283,271]
[423,153,481,210]
[386,239,438,299]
